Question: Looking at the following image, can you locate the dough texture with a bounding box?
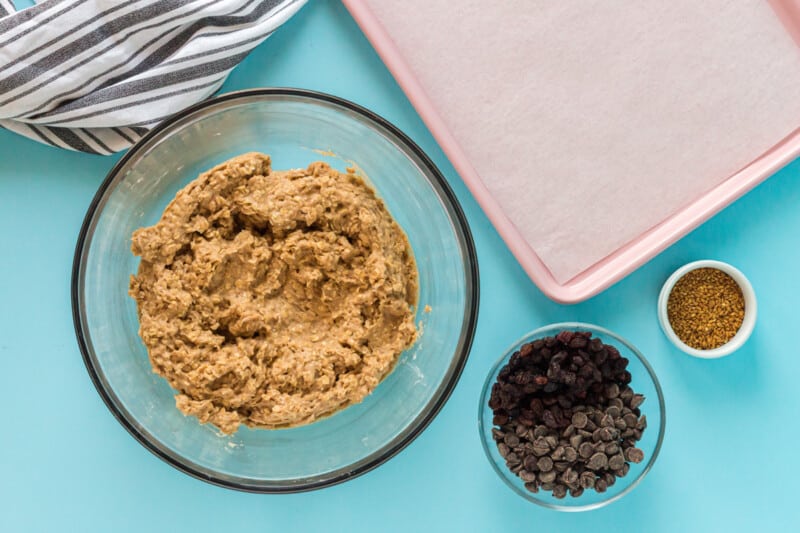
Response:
[129,153,418,433]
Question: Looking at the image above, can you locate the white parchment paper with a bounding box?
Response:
[365,0,800,282]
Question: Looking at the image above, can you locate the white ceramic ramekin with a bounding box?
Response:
[657,260,756,359]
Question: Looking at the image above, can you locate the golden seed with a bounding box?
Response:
[666,267,745,350]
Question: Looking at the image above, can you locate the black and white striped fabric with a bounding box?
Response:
[0,0,306,154]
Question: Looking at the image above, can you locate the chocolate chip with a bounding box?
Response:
[579,442,595,458]
[599,428,614,441]
[608,453,625,471]
[525,481,539,493]
[539,470,557,484]
[532,444,549,457]
[625,447,645,463]
[572,412,588,429]
[630,394,645,409]
[498,443,510,458]
[588,452,608,470]
[564,446,578,462]
[537,456,554,472]
[605,383,620,399]
[593,443,606,454]
[562,468,579,486]
[552,446,565,461]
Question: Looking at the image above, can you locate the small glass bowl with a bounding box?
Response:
[658,260,757,359]
[478,323,665,511]
[72,89,478,492]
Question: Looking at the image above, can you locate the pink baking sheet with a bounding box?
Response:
[343,0,800,303]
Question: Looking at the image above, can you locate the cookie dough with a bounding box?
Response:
[129,153,418,433]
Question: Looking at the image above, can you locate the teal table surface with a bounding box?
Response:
[2,1,800,531]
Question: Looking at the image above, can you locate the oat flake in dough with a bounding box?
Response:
[129,153,418,434]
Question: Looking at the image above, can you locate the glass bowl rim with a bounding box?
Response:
[71,87,480,493]
[478,322,666,511]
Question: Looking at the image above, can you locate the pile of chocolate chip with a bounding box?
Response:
[488,330,647,498]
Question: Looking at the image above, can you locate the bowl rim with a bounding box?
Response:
[478,322,666,512]
[657,260,757,359]
[71,87,480,493]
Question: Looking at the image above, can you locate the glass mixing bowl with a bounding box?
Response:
[479,323,665,511]
[72,89,478,492]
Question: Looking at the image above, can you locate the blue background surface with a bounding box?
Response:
[2,1,800,531]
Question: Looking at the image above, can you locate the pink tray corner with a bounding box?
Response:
[343,0,800,304]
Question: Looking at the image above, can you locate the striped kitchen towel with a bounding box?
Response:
[0,0,306,154]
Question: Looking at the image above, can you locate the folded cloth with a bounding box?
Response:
[0,0,306,154]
